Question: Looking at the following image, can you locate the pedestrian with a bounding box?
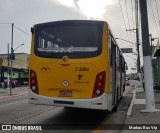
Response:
[12,80,15,88]
[142,73,145,91]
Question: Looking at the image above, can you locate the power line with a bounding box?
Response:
[130,0,136,43]
[150,0,160,36]
[0,23,12,25]
[0,23,31,37]
[154,0,160,26]
[14,25,31,37]
[131,0,135,29]
[118,0,130,43]
[125,0,131,30]
[124,0,133,43]
[148,0,160,37]
[119,0,127,29]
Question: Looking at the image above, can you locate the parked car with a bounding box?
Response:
[23,80,28,85]
[125,77,130,85]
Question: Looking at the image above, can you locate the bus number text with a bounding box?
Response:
[75,67,89,71]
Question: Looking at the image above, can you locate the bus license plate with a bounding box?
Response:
[59,90,72,97]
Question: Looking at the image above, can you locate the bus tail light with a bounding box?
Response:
[30,69,39,94]
[92,71,106,98]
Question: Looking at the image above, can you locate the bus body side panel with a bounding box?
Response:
[102,22,110,94]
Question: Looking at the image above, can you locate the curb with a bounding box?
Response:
[0,93,24,99]
[127,86,136,117]
[127,86,146,117]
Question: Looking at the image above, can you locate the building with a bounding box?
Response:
[0,53,29,87]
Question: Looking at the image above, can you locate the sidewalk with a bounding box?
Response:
[121,86,160,133]
[0,86,28,98]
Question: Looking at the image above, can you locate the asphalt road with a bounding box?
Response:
[0,85,134,133]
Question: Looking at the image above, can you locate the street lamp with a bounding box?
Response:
[115,38,138,55]
[9,43,24,95]
[115,38,137,58]
[14,43,24,51]
[115,38,136,45]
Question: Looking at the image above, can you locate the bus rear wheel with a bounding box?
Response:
[112,105,117,112]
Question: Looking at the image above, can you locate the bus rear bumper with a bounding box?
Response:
[28,89,112,111]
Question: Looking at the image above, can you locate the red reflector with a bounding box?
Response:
[30,69,39,95]
[97,82,102,87]
[32,79,36,84]
[92,71,106,98]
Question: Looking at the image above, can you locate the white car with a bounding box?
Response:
[23,81,28,85]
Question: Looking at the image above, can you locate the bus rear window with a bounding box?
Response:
[34,21,102,58]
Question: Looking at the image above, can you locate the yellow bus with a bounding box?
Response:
[28,20,126,111]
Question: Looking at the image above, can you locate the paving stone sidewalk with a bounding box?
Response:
[121,87,160,133]
[0,87,28,98]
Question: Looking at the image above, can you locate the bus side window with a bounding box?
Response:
[116,49,120,70]
[119,54,122,70]
[110,40,114,66]
[122,57,125,72]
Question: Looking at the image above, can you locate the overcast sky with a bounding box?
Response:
[0,0,160,73]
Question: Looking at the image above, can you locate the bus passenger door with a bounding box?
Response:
[111,42,116,105]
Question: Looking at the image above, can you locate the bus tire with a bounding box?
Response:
[123,84,125,92]
[112,105,117,112]
[112,88,118,112]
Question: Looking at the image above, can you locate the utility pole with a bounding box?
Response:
[7,43,10,89]
[135,0,141,79]
[126,0,141,82]
[10,23,14,95]
[139,0,158,112]
[126,27,141,78]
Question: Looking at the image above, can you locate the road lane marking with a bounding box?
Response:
[0,100,27,108]
[127,85,136,117]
